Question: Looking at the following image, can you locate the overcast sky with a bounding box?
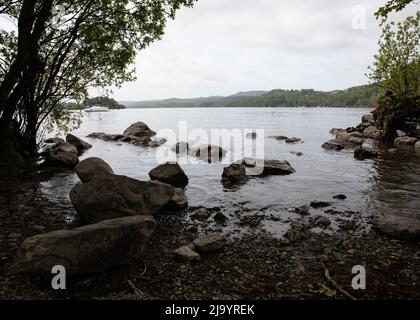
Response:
[1,0,418,101]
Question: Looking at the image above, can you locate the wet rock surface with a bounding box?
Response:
[149,162,189,188]
[75,157,114,183]
[66,134,92,154]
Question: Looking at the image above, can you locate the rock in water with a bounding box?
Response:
[394,136,418,148]
[70,175,175,224]
[285,137,301,143]
[246,132,257,139]
[149,162,189,188]
[190,144,227,163]
[336,132,364,145]
[171,142,189,154]
[43,142,79,168]
[123,122,156,138]
[333,194,347,200]
[354,147,378,160]
[373,215,420,240]
[75,157,114,183]
[310,201,331,209]
[66,134,92,154]
[269,135,289,140]
[173,246,201,261]
[362,114,375,124]
[193,233,226,253]
[222,164,248,183]
[14,216,156,276]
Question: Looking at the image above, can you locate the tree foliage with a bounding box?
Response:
[0,0,196,157]
[375,0,416,22]
[368,12,420,138]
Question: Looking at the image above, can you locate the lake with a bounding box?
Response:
[42,107,420,236]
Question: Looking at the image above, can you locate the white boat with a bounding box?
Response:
[84,105,109,113]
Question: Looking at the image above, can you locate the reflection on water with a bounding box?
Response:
[41,107,420,235]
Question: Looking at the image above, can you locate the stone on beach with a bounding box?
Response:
[70,175,175,224]
[166,188,189,210]
[149,162,189,188]
[14,215,156,276]
[75,157,114,183]
[174,246,201,261]
[373,215,420,240]
[193,233,226,253]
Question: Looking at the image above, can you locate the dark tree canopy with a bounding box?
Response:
[0,0,196,161]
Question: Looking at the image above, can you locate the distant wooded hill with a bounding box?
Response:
[66,96,125,110]
[121,84,377,109]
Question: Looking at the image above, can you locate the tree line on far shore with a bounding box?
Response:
[66,97,125,110]
[126,84,378,109]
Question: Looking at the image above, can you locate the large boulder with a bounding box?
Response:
[354,147,378,161]
[43,142,79,168]
[373,215,420,240]
[14,216,156,276]
[75,157,114,183]
[70,175,175,224]
[190,144,227,163]
[66,134,92,154]
[394,136,418,148]
[149,162,189,188]
[123,122,156,138]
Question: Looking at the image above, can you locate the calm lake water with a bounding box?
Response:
[42,107,420,236]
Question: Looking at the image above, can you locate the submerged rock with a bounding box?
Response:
[171,142,189,154]
[246,132,258,139]
[75,157,114,183]
[123,121,156,138]
[70,175,175,224]
[373,215,420,240]
[333,194,347,200]
[285,137,301,143]
[269,135,289,140]
[295,205,310,216]
[14,215,156,276]
[310,201,331,209]
[66,134,92,154]
[42,142,79,168]
[149,162,189,188]
[354,147,378,161]
[193,233,226,253]
[190,144,227,163]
